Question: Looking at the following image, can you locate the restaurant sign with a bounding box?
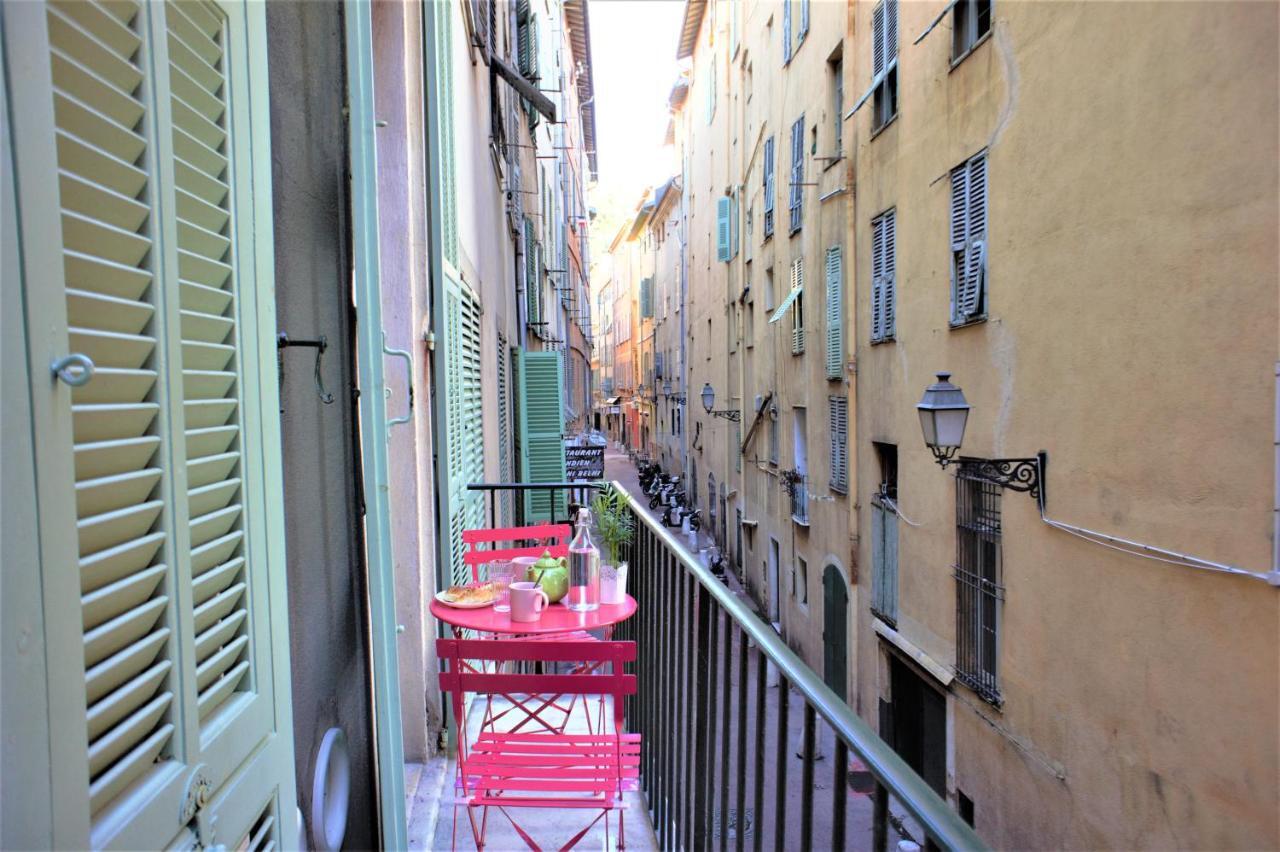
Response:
[565,445,606,481]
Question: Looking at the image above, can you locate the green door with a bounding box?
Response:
[823,564,849,702]
[3,1,297,846]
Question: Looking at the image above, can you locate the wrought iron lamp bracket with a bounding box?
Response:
[954,452,1048,510]
[708,409,741,422]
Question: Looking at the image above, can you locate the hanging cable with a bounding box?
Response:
[1038,510,1275,584]
[880,495,924,528]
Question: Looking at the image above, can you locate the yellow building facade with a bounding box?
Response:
[673,0,1279,847]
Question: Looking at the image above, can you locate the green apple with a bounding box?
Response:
[527,550,569,603]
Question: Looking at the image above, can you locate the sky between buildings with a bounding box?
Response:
[589,0,686,259]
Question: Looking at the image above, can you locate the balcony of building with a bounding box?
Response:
[416,480,984,851]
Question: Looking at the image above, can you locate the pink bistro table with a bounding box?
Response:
[429,596,638,735]
[429,595,637,637]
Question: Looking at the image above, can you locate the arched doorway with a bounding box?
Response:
[822,563,849,702]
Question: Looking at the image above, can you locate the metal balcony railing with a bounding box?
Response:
[462,480,985,851]
[610,482,985,851]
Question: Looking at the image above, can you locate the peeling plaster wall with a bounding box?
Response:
[852,2,1279,847]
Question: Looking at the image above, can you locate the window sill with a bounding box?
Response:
[869,335,895,346]
[822,155,844,173]
[789,226,802,238]
[791,514,810,528]
[949,315,988,330]
[949,30,992,73]
[869,113,898,142]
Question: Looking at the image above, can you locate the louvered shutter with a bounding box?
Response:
[872,2,886,77]
[524,217,540,326]
[791,258,805,353]
[443,280,485,586]
[789,117,803,232]
[7,1,295,846]
[518,350,567,521]
[885,0,898,66]
[825,246,844,379]
[871,216,885,341]
[829,396,848,493]
[496,335,513,525]
[763,136,775,236]
[783,0,792,63]
[437,0,458,268]
[950,162,973,321]
[871,499,898,622]
[716,196,731,261]
[800,0,810,40]
[882,210,896,337]
[965,151,988,315]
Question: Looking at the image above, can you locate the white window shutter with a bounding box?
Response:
[825,246,844,379]
[950,163,974,320]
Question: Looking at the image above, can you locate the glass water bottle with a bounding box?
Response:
[567,507,601,611]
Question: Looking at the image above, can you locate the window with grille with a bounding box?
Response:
[953,0,992,61]
[955,464,1003,705]
[950,150,988,325]
[763,136,776,238]
[871,209,896,342]
[789,116,804,233]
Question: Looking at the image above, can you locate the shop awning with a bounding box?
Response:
[605,396,621,405]
[768,286,803,323]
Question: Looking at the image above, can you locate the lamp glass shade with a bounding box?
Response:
[701,382,715,414]
[916,372,970,450]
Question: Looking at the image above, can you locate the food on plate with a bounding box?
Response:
[441,581,497,604]
[526,550,569,603]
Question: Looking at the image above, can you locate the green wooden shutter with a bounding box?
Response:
[871,499,899,623]
[517,349,566,521]
[825,246,844,379]
[640,277,653,318]
[496,335,513,525]
[524,217,540,326]
[762,136,775,237]
[443,280,484,586]
[435,0,458,268]
[6,1,295,846]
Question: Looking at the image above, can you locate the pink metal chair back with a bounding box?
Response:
[462,523,571,583]
[437,639,640,849]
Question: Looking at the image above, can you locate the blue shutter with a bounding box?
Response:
[800,0,810,41]
[790,117,804,233]
[783,0,793,63]
[763,137,776,237]
[716,196,731,262]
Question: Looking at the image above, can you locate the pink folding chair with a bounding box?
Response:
[439,639,641,851]
[462,523,572,582]
[461,524,603,735]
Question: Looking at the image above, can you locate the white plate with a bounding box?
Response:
[435,590,496,609]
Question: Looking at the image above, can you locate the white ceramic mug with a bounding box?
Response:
[509,581,549,622]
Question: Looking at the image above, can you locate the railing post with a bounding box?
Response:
[684,572,697,852]
[753,649,767,852]
[693,583,714,849]
[873,782,889,852]
[833,738,849,850]
[800,703,816,851]
[719,608,733,852]
[773,675,789,852]
[735,625,750,852]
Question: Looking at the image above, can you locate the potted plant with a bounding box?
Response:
[590,484,635,604]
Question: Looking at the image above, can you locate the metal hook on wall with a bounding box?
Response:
[278,332,336,406]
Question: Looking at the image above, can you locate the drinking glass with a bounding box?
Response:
[489,561,516,612]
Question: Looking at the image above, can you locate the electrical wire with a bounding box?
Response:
[879,495,924,528]
[1038,512,1273,583]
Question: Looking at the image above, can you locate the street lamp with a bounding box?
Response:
[700,382,741,422]
[916,372,970,468]
[917,371,1047,510]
